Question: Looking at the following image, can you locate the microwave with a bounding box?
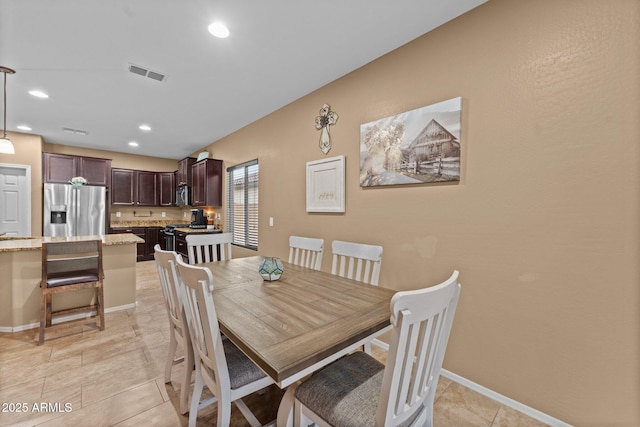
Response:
[176,186,190,206]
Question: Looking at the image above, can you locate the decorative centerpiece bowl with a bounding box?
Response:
[69,176,88,186]
[259,257,284,281]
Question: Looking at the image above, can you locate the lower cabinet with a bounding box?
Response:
[110,226,161,261]
[175,230,222,258]
[145,227,161,259]
[175,231,188,258]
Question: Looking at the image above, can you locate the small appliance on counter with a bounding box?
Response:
[190,209,208,229]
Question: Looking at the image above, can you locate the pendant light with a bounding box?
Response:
[0,66,16,154]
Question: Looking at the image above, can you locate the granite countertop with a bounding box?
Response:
[0,234,145,253]
[174,227,222,234]
[110,220,191,228]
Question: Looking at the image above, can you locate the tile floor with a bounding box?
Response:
[0,260,549,427]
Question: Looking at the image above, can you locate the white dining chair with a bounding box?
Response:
[293,271,461,427]
[153,245,194,415]
[186,232,233,264]
[288,235,324,270]
[331,239,384,353]
[331,240,383,285]
[175,256,275,427]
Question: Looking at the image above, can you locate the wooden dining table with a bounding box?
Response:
[200,255,395,389]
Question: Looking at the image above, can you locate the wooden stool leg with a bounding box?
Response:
[97,285,105,331]
[45,293,53,327]
[39,290,47,345]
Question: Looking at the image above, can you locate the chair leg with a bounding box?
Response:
[217,400,232,427]
[38,291,47,346]
[188,369,204,427]
[97,285,105,331]
[165,329,178,383]
[179,343,194,414]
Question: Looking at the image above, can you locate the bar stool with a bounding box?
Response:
[39,239,105,345]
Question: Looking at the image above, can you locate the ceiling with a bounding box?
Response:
[0,0,486,160]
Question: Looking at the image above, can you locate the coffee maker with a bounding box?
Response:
[190,209,208,228]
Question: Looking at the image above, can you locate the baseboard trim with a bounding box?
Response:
[0,303,137,333]
[440,369,572,427]
[372,340,571,427]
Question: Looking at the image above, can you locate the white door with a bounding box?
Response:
[0,164,31,237]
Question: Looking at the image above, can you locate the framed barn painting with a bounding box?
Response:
[306,155,345,212]
[359,97,461,187]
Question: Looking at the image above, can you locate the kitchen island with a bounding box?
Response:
[0,233,144,332]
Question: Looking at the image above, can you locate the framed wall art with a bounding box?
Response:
[306,155,345,212]
[359,96,462,187]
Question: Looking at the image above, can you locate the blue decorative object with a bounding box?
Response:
[69,176,87,186]
[259,257,284,281]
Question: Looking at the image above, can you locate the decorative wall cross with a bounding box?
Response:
[315,104,339,155]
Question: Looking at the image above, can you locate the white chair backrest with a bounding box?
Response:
[376,271,461,426]
[154,244,186,329]
[288,235,324,270]
[186,232,233,264]
[176,257,230,394]
[331,240,383,285]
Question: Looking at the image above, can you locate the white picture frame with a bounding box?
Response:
[306,155,345,212]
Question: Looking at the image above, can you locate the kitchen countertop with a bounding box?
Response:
[110,220,191,228]
[0,234,144,253]
[174,227,222,234]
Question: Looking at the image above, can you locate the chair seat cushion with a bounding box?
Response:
[223,338,267,390]
[47,270,99,287]
[295,351,384,427]
[296,351,424,427]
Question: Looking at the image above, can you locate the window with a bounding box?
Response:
[227,160,258,250]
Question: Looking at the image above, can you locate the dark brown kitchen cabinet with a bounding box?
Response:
[175,230,188,257]
[110,226,160,261]
[144,227,161,259]
[109,227,146,261]
[176,157,195,187]
[80,157,112,186]
[157,227,167,251]
[111,169,135,205]
[43,153,111,186]
[158,172,175,207]
[136,171,157,206]
[191,158,223,207]
[111,168,157,206]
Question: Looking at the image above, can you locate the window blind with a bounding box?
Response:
[227,160,258,250]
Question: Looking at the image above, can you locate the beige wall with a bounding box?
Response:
[1,0,637,423]
[0,132,44,235]
[201,1,639,424]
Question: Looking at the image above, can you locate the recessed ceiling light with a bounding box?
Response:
[208,22,229,38]
[139,124,151,131]
[17,125,32,131]
[128,141,139,147]
[29,90,49,98]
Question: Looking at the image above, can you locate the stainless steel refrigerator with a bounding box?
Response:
[43,183,107,237]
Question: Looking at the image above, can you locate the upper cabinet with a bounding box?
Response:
[111,169,135,205]
[158,172,175,207]
[136,171,158,206]
[191,158,223,207]
[43,153,111,186]
[111,168,158,206]
[176,157,195,187]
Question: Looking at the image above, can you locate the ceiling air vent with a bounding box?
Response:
[128,63,167,82]
[62,127,89,136]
